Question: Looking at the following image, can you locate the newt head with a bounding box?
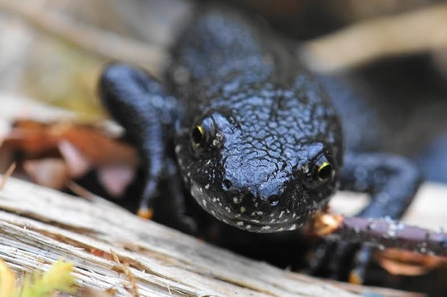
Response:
[175,84,343,233]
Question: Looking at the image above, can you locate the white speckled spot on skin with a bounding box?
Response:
[279,211,284,219]
[289,224,297,231]
[175,145,181,154]
[190,183,204,200]
[202,199,207,207]
[236,221,244,226]
[251,211,263,217]
[205,184,210,190]
[225,207,231,213]
[261,226,271,231]
[240,206,246,213]
[212,133,223,147]
[246,225,252,230]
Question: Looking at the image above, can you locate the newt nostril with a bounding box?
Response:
[222,179,232,191]
[267,195,280,207]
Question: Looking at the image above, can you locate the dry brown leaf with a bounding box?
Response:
[2,120,61,157]
[97,165,135,197]
[58,140,92,178]
[3,119,138,167]
[60,123,138,168]
[1,119,138,194]
[23,158,69,190]
[375,248,447,276]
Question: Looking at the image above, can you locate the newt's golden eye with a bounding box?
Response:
[316,162,333,182]
[191,125,204,147]
[190,113,227,156]
[304,154,335,190]
[190,116,219,154]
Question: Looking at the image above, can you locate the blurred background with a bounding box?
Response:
[0,1,446,110]
[1,0,447,182]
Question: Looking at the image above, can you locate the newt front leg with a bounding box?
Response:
[308,152,422,280]
[99,63,196,233]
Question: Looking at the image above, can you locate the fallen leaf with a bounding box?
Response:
[97,165,135,197]
[1,119,139,195]
[2,120,61,157]
[23,158,69,190]
[58,140,91,178]
[60,123,139,168]
[375,248,447,276]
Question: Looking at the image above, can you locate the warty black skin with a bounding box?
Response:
[98,8,422,278]
[171,19,343,231]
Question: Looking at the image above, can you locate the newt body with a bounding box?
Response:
[99,7,421,278]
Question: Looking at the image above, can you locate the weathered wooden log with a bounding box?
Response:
[0,176,353,296]
[0,175,436,296]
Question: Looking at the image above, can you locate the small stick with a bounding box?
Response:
[338,216,447,256]
[0,163,16,191]
[0,0,169,75]
[308,212,447,257]
[300,3,447,72]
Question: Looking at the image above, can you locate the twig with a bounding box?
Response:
[339,217,447,255]
[111,250,140,297]
[0,162,16,191]
[300,3,447,72]
[0,0,169,76]
[309,212,447,257]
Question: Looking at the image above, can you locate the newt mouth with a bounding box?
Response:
[219,210,302,232]
[201,201,303,233]
[190,182,306,233]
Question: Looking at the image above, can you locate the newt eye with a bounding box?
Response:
[316,162,333,182]
[304,154,334,190]
[190,116,220,153]
[191,125,204,147]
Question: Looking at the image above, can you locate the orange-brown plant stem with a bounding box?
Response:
[333,216,447,256]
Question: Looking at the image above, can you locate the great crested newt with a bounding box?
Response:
[98,6,422,280]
